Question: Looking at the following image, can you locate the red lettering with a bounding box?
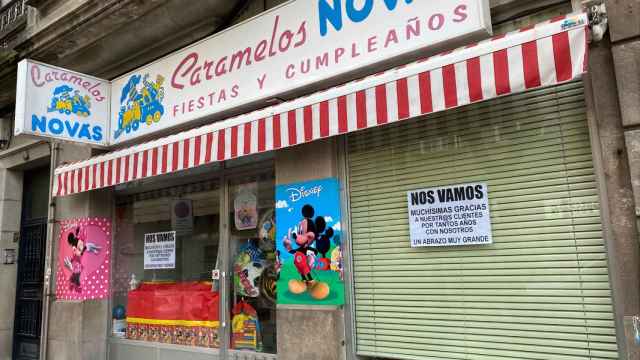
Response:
[255,40,268,62]
[286,64,295,79]
[351,43,361,58]
[429,14,445,30]
[268,15,281,57]
[30,64,44,87]
[335,47,346,63]
[294,21,307,48]
[453,5,468,23]
[215,57,228,77]
[203,60,214,80]
[172,52,198,90]
[279,30,294,52]
[190,66,202,86]
[384,29,399,48]
[368,36,378,52]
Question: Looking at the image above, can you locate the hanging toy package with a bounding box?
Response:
[233,241,266,298]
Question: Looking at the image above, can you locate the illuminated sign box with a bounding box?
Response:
[14,59,110,146]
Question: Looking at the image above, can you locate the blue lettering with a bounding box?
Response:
[346,0,373,23]
[91,126,103,141]
[31,115,47,133]
[49,118,64,135]
[318,0,342,37]
[64,120,80,137]
[382,0,412,11]
[318,0,414,36]
[78,123,92,140]
[30,115,102,142]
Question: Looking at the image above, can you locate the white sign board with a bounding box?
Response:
[407,183,492,247]
[14,59,110,146]
[110,0,491,144]
[144,231,176,269]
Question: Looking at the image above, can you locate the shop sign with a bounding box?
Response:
[276,177,344,306]
[110,0,491,144]
[407,182,492,247]
[14,59,110,146]
[144,231,176,269]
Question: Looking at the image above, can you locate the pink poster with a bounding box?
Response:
[55,217,111,301]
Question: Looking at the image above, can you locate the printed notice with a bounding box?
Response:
[407,183,492,247]
[144,231,176,269]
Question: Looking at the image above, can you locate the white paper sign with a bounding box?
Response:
[109,0,491,144]
[144,231,176,269]
[14,59,110,146]
[407,183,492,247]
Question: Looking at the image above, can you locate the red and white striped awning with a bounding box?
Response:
[53,13,589,197]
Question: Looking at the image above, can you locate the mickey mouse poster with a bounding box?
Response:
[276,177,344,306]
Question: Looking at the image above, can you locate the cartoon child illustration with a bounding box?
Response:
[64,226,102,292]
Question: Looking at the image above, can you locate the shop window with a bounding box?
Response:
[111,179,222,348]
[227,174,277,354]
[110,161,278,357]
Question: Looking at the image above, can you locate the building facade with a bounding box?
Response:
[0,1,639,360]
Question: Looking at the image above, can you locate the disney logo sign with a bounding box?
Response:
[287,185,323,202]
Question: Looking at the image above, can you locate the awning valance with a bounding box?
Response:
[53,13,588,197]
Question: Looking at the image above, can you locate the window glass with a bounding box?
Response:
[111,180,221,348]
[227,173,277,353]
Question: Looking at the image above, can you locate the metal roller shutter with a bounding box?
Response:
[346,81,619,360]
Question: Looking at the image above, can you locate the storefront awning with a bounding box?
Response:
[53,13,588,197]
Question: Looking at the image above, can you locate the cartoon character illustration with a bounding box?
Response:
[115,73,165,139]
[314,217,334,271]
[47,85,92,117]
[257,209,275,252]
[282,204,332,300]
[63,226,102,292]
[233,241,265,298]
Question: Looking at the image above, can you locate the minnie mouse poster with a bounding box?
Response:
[64,226,102,292]
[276,178,344,306]
[56,218,111,301]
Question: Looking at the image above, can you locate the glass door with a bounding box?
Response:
[112,178,223,350]
[223,171,277,356]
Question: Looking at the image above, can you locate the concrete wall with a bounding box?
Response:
[0,168,22,360]
[0,141,50,360]
[275,138,347,360]
[577,1,640,359]
[44,144,112,360]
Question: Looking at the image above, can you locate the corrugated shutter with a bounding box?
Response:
[346,81,619,360]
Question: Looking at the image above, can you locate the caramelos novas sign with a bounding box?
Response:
[109,0,491,144]
[15,60,110,146]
